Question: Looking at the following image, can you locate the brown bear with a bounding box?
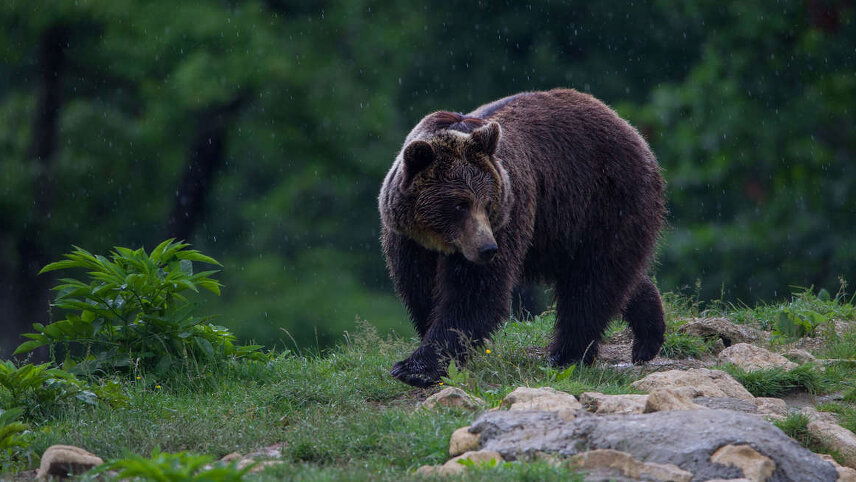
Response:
[379,88,666,387]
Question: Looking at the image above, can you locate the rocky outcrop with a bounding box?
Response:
[718,343,798,371]
[469,409,838,481]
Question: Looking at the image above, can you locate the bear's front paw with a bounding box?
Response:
[631,338,662,364]
[390,349,443,388]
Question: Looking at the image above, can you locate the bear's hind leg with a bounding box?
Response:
[548,244,647,367]
[623,275,665,363]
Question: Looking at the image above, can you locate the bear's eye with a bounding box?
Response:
[454,201,469,212]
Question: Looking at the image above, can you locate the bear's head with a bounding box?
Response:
[381,120,512,264]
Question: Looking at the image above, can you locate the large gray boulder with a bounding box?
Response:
[470,409,838,482]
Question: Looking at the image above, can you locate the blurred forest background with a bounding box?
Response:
[1,0,854,356]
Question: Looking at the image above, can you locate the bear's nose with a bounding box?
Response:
[478,243,498,262]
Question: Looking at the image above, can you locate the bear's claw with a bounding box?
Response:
[390,354,442,388]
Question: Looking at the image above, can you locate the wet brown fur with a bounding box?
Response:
[379,89,666,387]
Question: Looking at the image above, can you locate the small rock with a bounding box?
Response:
[818,454,856,482]
[449,426,480,456]
[678,318,763,346]
[569,449,692,482]
[807,420,856,469]
[783,349,816,364]
[631,368,755,400]
[718,343,798,372]
[419,387,484,410]
[580,392,648,414]
[753,398,787,418]
[501,386,581,420]
[801,407,840,424]
[417,450,503,476]
[644,389,705,413]
[415,464,456,477]
[219,452,242,462]
[447,449,503,467]
[241,460,284,473]
[36,445,104,479]
[710,444,776,481]
[694,397,760,414]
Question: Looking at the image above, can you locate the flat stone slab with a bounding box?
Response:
[470,409,838,481]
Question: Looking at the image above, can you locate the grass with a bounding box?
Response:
[660,332,715,359]
[2,290,855,479]
[719,364,826,397]
[2,317,619,479]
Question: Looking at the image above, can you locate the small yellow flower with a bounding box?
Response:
[485,349,492,354]
[135,376,142,380]
[438,382,444,386]
[155,385,162,389]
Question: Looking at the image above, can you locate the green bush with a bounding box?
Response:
[0,408,28,452]
[0,361,126,417]
[14,240,267,375]
[91,449,255,481]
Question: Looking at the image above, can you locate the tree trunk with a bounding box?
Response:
[1,26,68,358]
[166,96,246,242]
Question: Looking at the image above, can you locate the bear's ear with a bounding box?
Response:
[471,122,501,156]
[402,140,434,184]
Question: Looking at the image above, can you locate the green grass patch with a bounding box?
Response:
[660,332,715,359]
[3,318,618,478]
[720,364,825,397]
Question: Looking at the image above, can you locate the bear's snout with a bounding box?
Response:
[477,243,499,263]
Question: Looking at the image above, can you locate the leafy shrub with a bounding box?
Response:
[0,361,126,417]
[722,364,824,397]
[731,285,854,335]
[14,240,267,374]
[91,449,255,481]
[0,408,28,452]
[772,308,830,340]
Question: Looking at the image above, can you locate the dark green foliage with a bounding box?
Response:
[15,240,266,374]
[91,449,254,481]
[2,2,855,355]
[0,361,126,418]
[730,286,855,333]
[722,364,824,397]
[0,408,27,451]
